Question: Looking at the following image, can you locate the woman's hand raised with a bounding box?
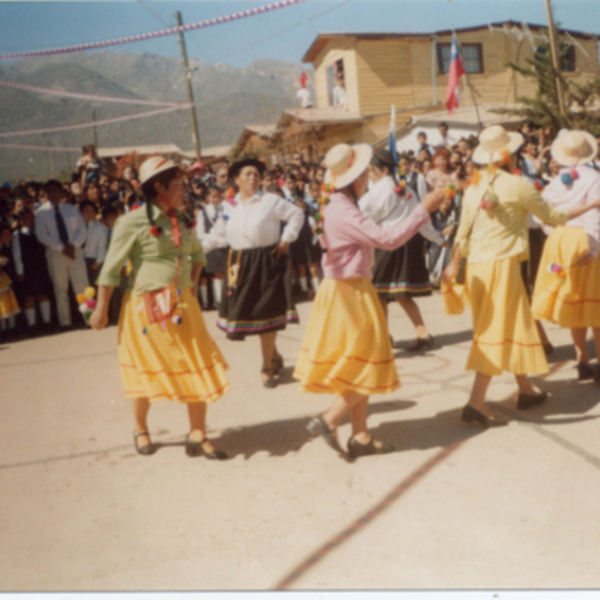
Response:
[421,189,447,214]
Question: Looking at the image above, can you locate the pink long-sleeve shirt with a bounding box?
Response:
[320,191,431,280]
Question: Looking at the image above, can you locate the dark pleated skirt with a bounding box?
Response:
[372,233,432,300]
[217,244,299,340]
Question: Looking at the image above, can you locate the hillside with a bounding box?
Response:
[0,53,307,181]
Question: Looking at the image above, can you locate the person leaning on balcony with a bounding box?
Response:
[442,126,600,427]
[293,143,445,460]
[89,156,231,459]
[201,158,304,389]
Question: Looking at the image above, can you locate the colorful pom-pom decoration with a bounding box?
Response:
[314,212,323,223]
[322,183,335,193]
[84,287,95,299]
[533,180,544,191]
[142,327,148,335]
[85,298,97,309]
[561,173,574,186]
[149,225,163,237]
[76,293,87,304]
[570,169,580,181]
[84,310,92,321]
[547,263,564,275]
[78,303,88,315]
[314,227,324,235]
[480,191,500,211]
[171,315,183,325]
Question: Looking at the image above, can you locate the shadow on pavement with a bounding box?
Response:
[392,328,473,355]
[216,399,417,460]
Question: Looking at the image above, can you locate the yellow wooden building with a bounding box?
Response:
[236,21,599,162]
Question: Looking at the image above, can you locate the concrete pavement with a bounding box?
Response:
[1,293,599,590]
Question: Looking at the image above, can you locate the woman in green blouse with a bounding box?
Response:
[90,157,230,459]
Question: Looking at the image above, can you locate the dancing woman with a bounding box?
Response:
[202,158,304,388]
[443,127,600,427]
[294,143,445,459]
[359,148,449,350]
[90,157,230,459]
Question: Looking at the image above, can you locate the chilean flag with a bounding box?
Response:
[388,104,399,165]
[445,36,465,115]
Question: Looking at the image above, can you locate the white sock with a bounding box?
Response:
[25,308,36,327]
[40,300,51,324]
[213,279,223,304]
[199,284,208,306]
[311,277,320,291]
[299,276,308,292]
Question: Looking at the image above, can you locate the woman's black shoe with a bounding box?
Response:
[407,335,435,352]
[306,415,346,456]
[577,362,595,381]
[261,367,278,389]
[516,391,548,410]
[134,431,155,456]
[347,436,394,458]
[185,435,228,460]
[461,405,508,427]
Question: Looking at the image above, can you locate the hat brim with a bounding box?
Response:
[471,132,524,165]
[229,158,266,180]
[324,143,373,189]
[139,159,182,186]
[551,131,598,167]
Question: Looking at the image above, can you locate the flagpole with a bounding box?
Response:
[452,30,483,130]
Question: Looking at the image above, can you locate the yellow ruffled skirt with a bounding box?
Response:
[466,257,548,377]
[532,226,600,328]
[293,278,399,396]
[0,272,19,319]
[118,288,230,403]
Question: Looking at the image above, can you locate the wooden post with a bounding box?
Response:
[176,11,202,160]
[91,108,98,148]
[545,0,566,114]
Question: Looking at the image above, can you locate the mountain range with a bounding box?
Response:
[0,52,307,181]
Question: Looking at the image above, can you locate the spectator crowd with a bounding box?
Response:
[1,122,599,344]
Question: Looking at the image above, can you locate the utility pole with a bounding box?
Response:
[176,11,202,160]
[544,0,566,114]
[91,108,99,148]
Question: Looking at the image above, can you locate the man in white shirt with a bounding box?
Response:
[296,87,313,109]
[80,200,110,286]
[333,75,347,111]
[35,180,89,330]
[437,122,456,149]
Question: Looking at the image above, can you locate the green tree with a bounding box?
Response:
[496,28,600,136]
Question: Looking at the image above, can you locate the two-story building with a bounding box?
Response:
[235,21,600,163]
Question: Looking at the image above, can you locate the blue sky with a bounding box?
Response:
[0,0,599,68]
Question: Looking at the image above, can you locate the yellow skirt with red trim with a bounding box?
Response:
[293,278,399,396]
[532,226,600,328]
[118,288,230,403]
[466,256,549,377]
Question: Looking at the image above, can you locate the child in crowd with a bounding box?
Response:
[196,186,227,310]
[80,200,110,286]
[0,225,20,337]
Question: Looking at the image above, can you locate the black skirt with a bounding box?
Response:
[372,233,432,300]
[217,244,299,341]
[204,247,229,274]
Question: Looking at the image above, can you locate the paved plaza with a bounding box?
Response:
[1,293,599,591]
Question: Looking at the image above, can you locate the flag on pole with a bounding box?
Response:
[299,71,308,89]
[445,35,465,115]
[388,104,399,165]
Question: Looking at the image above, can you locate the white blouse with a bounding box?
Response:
[202,191,304,252]
[359,176,445,246]
[83,220,110,264]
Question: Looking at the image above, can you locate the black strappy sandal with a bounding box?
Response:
[185,435,228,460]
[306,415,346,456]
[133,431,155,456]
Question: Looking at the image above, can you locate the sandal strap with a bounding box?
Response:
[134,431,150,438]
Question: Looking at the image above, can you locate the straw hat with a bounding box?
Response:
[471,125,524,166]
[138,156,181,186]
[551,130,598,167]
[324,143,373,189]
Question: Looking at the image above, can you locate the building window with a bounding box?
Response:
[534,44,576,72]
[327,59,345,107]
[438,43,483,74]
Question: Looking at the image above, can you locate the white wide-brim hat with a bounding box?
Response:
[551,129,598,167]
[324,143,373,189]
[471,125,524,166]
[139,156,181,186]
